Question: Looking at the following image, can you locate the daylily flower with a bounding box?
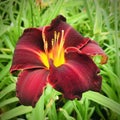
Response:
[10,15,107,107]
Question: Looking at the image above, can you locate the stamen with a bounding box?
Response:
[42,28,48,55]
[56,32,60,43]
[42,27,50,68]
[41,29,65,67]
[51,38,54,51]
[44,41,49,58]
[54,31,57,42]
[52,31,60,60]
[53,30,65,66]
[57,30,65,58]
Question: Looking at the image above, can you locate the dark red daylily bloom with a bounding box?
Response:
[10,15,108,107]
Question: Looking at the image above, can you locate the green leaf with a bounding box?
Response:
[93,0,102,34]
[41,0,64,25]
[0,105,33,120]
[0,61,12,81]
[29,94,44,120]
[84,0,93,25]
[102,81,118,101]
[0,83,16,99]
[4,35,15,53]
[59,108,75,120]
[72,100,82,120]
[63,101,74,115]
[58,101,73,120]
[83,91,120,115]
[0,97,18,108]
[0,55,12,59]
[47,102,58,120]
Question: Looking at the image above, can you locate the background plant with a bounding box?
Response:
[0,0,120,120]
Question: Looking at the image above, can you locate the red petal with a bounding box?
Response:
[48,52,101,100]
[43,15,90,51]
[80,40,108,64]
[10,28,46,72]
[16,69,49,107]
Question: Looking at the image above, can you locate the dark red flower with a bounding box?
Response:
[10,15,108,107]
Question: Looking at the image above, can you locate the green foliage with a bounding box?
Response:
[0,0,120,120]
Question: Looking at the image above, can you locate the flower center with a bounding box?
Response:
[41,30,65,68]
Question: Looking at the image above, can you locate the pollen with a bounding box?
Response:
[41,29,65,68]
